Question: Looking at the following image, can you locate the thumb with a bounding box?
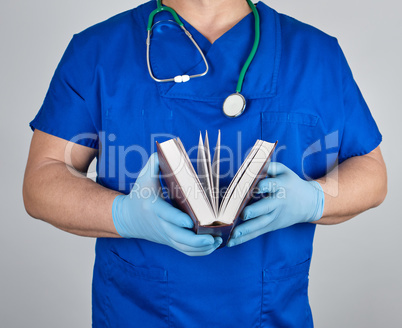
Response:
[267,162,288,177]
[136,153,161,188]
[256,177,283,194]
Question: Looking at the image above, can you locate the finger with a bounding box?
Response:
[231,213,276,240]
[234,211,295,245]
[259,214,290,233]
[171,236,223,255]
[164,222,217,248]
[256,177,282,194]
[137,152,161,186]
[179,239,222,257]
[241,198,277,221]
[267,162,288,177]
[227,229,263,247]
[154,198,194,228]
[227,213,278,247]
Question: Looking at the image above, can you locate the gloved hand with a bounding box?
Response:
[112,152,222,256]
[227,162,324,247]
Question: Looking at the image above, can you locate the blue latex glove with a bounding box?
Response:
[112,152,222,256]
[227,162,324,247]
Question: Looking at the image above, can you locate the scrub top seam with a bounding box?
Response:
[339,133,382,164]
[136,1,168,99]
[259,270,264,327]
[29,122,99,149]
[103,252,113,328]
[270,8,282,98]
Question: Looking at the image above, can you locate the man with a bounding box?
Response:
[23,0,387,326]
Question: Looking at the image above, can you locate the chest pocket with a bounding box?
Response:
[261,111,320,177]
[101,102,173,193]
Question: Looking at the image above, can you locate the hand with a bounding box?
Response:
[227,162,324,247]
[112,152,222,256]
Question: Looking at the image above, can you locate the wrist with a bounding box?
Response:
[112,195,132,238]
[308,181,325,222]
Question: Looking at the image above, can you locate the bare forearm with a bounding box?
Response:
[23,160,121,238]
[315,147,387,225]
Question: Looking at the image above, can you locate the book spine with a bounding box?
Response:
[196,223,235,248]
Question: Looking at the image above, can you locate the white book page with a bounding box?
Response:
[160,139,217,225]
[218,140,262,214]
[217,141,275,224]
[197,133,216,215]
[203,131,216,213]
[211,130,221,212]
[175,138,209,208]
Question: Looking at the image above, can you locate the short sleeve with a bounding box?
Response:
[338,43,382,162]
[30,35,99,148]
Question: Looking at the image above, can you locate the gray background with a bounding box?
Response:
[1,0,401,327]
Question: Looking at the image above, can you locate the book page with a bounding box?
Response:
[211,130,221,212]
[160,138,217,225]
[218,140,262,214]
[175,138,208,204]
[197,133,216,215]
[203,131,216,212]
[218,141,276,224]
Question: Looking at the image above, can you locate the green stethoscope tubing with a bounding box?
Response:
[237,0,260,94]
[147,0,260,117]
[147,0,184,30]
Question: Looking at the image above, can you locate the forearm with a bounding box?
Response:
[314,147,387,225]
[23,160,121,238]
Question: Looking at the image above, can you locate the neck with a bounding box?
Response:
[162,0,252,43]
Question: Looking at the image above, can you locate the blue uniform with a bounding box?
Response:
[30,1,382,327]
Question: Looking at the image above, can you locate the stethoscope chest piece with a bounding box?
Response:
[223,93,246,118]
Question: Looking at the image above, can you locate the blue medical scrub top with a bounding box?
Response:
[30,1,382,327]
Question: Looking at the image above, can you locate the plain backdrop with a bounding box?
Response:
[1,0,401,327]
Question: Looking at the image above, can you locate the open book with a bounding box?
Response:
[156,131,277,245]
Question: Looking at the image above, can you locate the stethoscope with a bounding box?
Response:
[146,0,260,118]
